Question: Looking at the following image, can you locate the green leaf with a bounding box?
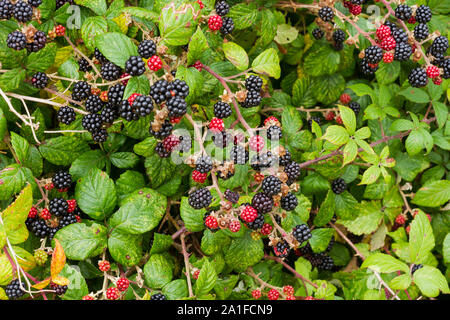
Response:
[150,233,173,255]
[133,137,158,157]
[0,68,26,91]
[228,3,259,30]
[291,77,316,107]
[162,279,188,300]
[361,252,409,273]
[187,26,209,66]
[359,166,381,185]
[123,75,150,100]
[143,254,173,288]
[322,125,349,146]
[223,230,264,272]
[0,165,27,201]
[195,258,217,297]
[257,9,277,47]
[95,32,138,68]
[309,228,334,253]
[413,266,450,297]
[281,105,302,137]
[375,61,400,84]
[159,3,196,46]
[432,101,448,129]
[348,83,375,101]
[443,233,450,264]
[251,48,280,79]
[398,87,430,103]
[81,17,108,52]
[39,136,90,166]
[391,119,414,132]
[412,180,450,208]
[10,132,29,165]
[311,73,346,105]
[304,45,340,76]
[110,152,139,168]
[180,197,206,232]
[108,229,142,267]
[0,109,6,140]
[223,42,248,71]
[144,153,176,188]
[25,43,57,72]
[201,230,230,256]
[59,265,89,300]
[75,0,107,15]
[274,24,298,44]
[389,274,411,290]
[342,139,358,166]
[334,191,358,220]
[409,210,435,264]
[69,150,107,180]
[175,65,204,104]
[313,190,335,227]
[337,201,383,235]
[339,105,356,135]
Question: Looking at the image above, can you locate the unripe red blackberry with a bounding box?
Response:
[31,72,49,89]
[192,170,208,183]
[281,192,298,211]
[98,260,110,272]
[252,289,262,299]
[39,208,51,220]
[318,6,334,22]
[54,24,65,36]
[106,287,119,300]
[260,223,273,235]
[349,4,361,15]
[147,55,162,71]
[331,178,347,194]
[209,117,224,132]
[138,40,156,59]
[340,93,351,104]
[208,15,223,31]
[205,215,219,229]
[116,278,130,292]
[380,36,396,51]
[240,205,258,223]
[426,65,440,78]
[188,188,213,209]
[283,285,295,296]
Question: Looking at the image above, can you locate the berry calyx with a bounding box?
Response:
[208,15,223,31]
[98,260,111,272]
[147,55,163,71]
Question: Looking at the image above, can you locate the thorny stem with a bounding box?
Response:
[180,233,194,297]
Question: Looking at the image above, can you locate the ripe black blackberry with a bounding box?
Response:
[57,106,76,124]
[215,1,229,16]
[224,189,240,203]
[441,59,450,79]
[119,100,139,121]
[52,171,72,190]
[392,28,408,44]
[292,224,312,244]
[262,175,282,196]
[82,113,102,133]
[281,193,298,211]
[85,94,104,113]
[100,61,121,81]
[92,129,108,143]
[155,141,170,158]
[7,30,26,50]
[415,5,431,23]
[325,236,334,252]
[48,226,60,240]
[250,152,276,171]
[307,116,321,129]
[150,80,173,104]
[49,198,68,216]
[107,84,125,106]
[28,0,42,7]
[0,0,13,19]
[195,156,213,173]
[171,79,190,99]
[245,75,263,91]
[430,36,449,54]
[284,161,300,183]
[360,57,378,76]
[267,125,282,140]
[100,103,117,124]
[246,212,264,230]
[149,120,173,139]
[317,254,334,270]
[51,283,68,296]
[332,29,346,43]
[348,101,360,115]
[394,42,412,61]
[251,192,274,214]
[166,96,187,118]
[26,30,46,53]
[364,46,383,64]
[411,264,423,274]
[94,47,108,63]
[394,4,412,21]
[29,218,50,238]
[214,101,232,119]
[331,178,347,194]
[133,95,153,117]
[318,6,334,22]
[279,150,292,166]
[151,293,166,300]
[350,0,363,4]
[78,58,92,72]
[220,17,234,35]
[312,28,324,40]
[333,41,344,51]
[230,145,248,164]
[56,0,73,9]
[383,21,398,32]
[13,1,33,22]
[242,90,261,108]
[125,55,146,76]
[413,23,429,41]
[212,131,232,148]
[59,213,77,228]
[138,40,156,59]
[5,279,25,300]
[408,67,428,87]
[72,81,91,101]
[188,188,213,209]
[31,72,49,89]
[274,240,290,258]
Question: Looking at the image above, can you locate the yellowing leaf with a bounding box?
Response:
[51,275,70,286]
[51,239,66,279]
[32,277,51,290]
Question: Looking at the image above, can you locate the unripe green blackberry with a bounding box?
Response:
[34,250,48,266]
[281,192,298,211]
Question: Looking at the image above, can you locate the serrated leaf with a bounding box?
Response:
[361,252,409,273]
[195,258,217,297]
[251,48,280,79]
[143,253,173,288]
[322,125,349,146]
[313,190,335,227]
[412,180,450,208]
[409,210,435,264]
[223,42,248,71]
[413,266,450,297]
[95,32,138,68]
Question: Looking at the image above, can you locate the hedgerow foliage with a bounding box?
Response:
[0,0,449,300]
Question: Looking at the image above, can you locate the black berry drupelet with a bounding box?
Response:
[394,42,412,61]
[188,188,213,209]
[250,152,276,171]
[5,279,25,300]
[119,100,139,121]
[318,6,334,22]
[51,283,68,296]
[281,193,298,211]
[59,213,77,228]
[82,113,102,133]
[94,47,108,63]
[195,156,213,173]
[292,224,312,244]
[85,94,104,113]
[214,101,232,119]
[150,80,173,104]
[414,23,429,41]
[13,1,33,22]
[101,61,121,81]
[415,5,432,23]
[312,28,324,40]
[230,145,248,164]
[149,120,173,139]
[0,0,13,19]
[224,189,240,203]
[284,161,300,182]
[245,75,263,91]
[279,150,292,166]
[78,58,92,72]
[392,28,408,44]
[220,17,234,35]
[28,0,42,7]
[49,198,68,216]
[29,218,50,238]
[166,96,187,118]
[57,106,76,124]
[394,4,412,21]
[138,40,156,59]
[133,95,153,117]
[52,171,72,190]
[155,141,170,158]
[72,81,91,101]
[100,103,117,124]
[212,131,232,148]
[251,192,274,214]
[26,30,46,52]
[315,254,334,270]
[56,0,73,9]
[364,46,383,64]
[151,293,166,300]
[107,84,125,106]
[125,55,146,76]
[31,72,49,89]
[215,1,229,16]
[242,90,261,108]
[91,129,108,143]
[171,79,190,98]
[332,28,346,43]
[408,67,428,87]
[441,59,450,79]
[348,101,360,115]
[430,36,449,55]
[267,125,282,140]
[7,31,26,50]
[360,57,378,76]
[262,175,282,196]
[331,178,347,194]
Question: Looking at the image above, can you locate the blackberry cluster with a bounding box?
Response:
[224,189,240,203]
[331,178,347,194]
[245,75,263,91]
[52,171,72,190]
[0,0,13,20]
[267,125,282,140]
[188,188,213,209]
[312,28,324,40]
[149,120,173,139]
[230,145,248,164]
[51,283,68,296]
[49,198,68,216]
[440,59,450,79]
[250,152,276,171]
[415,5,432,23]
[292,224,312,244]
[242,90,261,108]
[13,1,33,23]
[85,94,104,113]
[414,23,429,41]
[429,36,449,58]
[281,193,298,211]
[138,40,156,59]
[171,79,190,98]
[119,100,139,122]
[274,240,290,258]
[7,30,26,50]
[315,254,334,270]
[394,4,412,21]
[348,101,360,115]
[408,67,428,87]
[392,28,408,44]
[155,141,170,158]
[27,218,51,238]
[318,6,334,22]
[28,0,42,7]
[195,156,213,173]
[151,293,166,300]
[262,175,281,197]
[332,29,346,50]
[78,58,92,72]
[100,104,117,124]
[251,193,273,214]
[364,46,383,64]
[108,84,125,106]
[56,0,73,9]
[394,42,412,61]
[214,101,232,119]
[5,279,25,300]
[212,131,232,148]
[82,113,102,133]
[125,56,146,76]
[101,61,121,81]
[72,81,91,101]
[220,17,234,35]
[215,1,229,16]
[57,106,76,124]
[59,213,77,228]
[26,30,46,52]
[167,96,188,118]
[92,129,108,143]
[279,150,292,167]
[31,72,49,89]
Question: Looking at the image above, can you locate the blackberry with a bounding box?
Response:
[133,95,153,117]
[251,192,273,214]
[279,150,292,167]
[56,0,73,9]
[411,264,423,274]
[203,212,220,232]
[224,189,240,203]
[7,30,26,50]
[149,120,173,139]
[408,67,428,87]
[85,94,104,113]
[100,103,118,124]
[214,101,232,119]
[242,90,261,108]
[220,17,234,35]
[78,58,92,72]
[331,178,347,194]
[188,188,213,209]
[59,213,77,228]
[281,193,298,211]
[5,279,25,300]
[392,28,408,44]
[119,100,139,121]
[246,212,264,230]
[195,156,213,173]
[333,41,344,51]
[92,129,108,143]
[274,240,290,258]
[31,72,49,89]
[230,145,248,164]
[125,55,146,76]
[364,46,383,64]
[262,175,282,196]
[441,59,450,79]
[350,0,363,4]
[171,79,190,99]
[245,75,263,91]
[325,236,335,252]
[0,0,13,19]
[151,293,166,300]
[150,80,173,104]
[13,1,33,22]
[307,116,321,129]
[101,61,121,81]
[28,0,42,7]
[415,5,431,23]
[138,40,156,59]
[107,84,125,106]
[49,198,68,217]
[250,152,276,171]
[30,218,50,238]
[215,1,229,16]
[394,4,412,21]
[394,42,412,61]
[50,283,68,296]
[52,171,72,190]
[348,101,360,115]
[212,131,232,148]
[430,36,449,54]
[57,106,76,124]
[82,113,102,133]
[166,96,187,118]
[94,47,108,63]
[413,23,429,41]
[48,227,59,240]
[292,224,312,244]
[383,21,398,32]
[26,30,46,52]
[284,161,300,183]
[317,254,334,270]
[72,81,91,101]
[332,28,346,43]
[312,28,324,40]
[318,6,334,22]
[155,142,170,158]
[360,57,378,76]
[267,125,282,141]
